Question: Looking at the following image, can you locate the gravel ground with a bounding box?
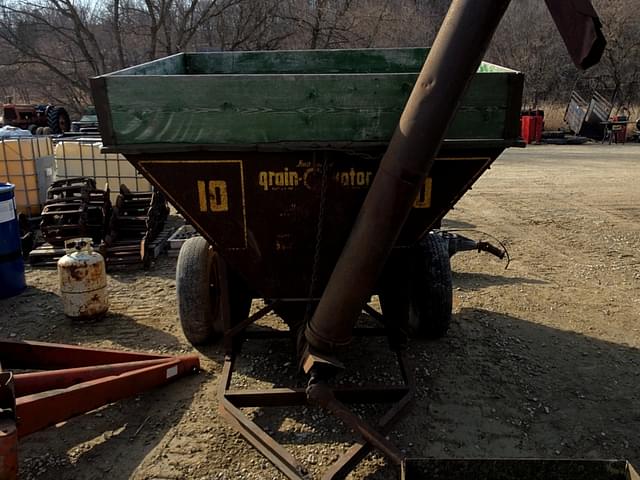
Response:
[1,144,639,479]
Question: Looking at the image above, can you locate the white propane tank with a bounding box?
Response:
[57,237,109,319]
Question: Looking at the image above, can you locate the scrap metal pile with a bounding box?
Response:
[102,186,169,267]
[29,177,169,268]
[40,177,109,246]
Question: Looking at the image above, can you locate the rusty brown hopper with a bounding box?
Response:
[91,48,523,300]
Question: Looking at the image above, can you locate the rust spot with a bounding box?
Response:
[71,291,108,320]
[88,266,103,282]
[67,263,88,281]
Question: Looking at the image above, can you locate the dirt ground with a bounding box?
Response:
[2,144,639,479]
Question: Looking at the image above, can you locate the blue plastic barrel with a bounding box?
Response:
[0,183,26,298]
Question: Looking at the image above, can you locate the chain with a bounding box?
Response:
[304,158,329,324]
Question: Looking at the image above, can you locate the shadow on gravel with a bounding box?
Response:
[1,289,182,353]
[107,255,177,283]
[452,271,547,289]
[20,371,203,480]
[400,307,640,475]
[441,219,477,229]
[185,305,640,479]
[60,311,183,351]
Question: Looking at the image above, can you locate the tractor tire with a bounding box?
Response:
[407,233,453,339]
[47,106,70,134]
[176,236,252,345]
[28,124,37,134]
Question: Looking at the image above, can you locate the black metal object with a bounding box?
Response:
[130,150,507,299]
[39,177,110,247]
[435,231,505,259]
[101,186,169,268]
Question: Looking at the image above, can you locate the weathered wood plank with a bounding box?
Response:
[186,48,430,75]
[183,49,513,75]
[106,73,510,145]
[110,53,186,76]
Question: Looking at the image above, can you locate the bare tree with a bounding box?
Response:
[591,0,640,110]
[0,0,637,116]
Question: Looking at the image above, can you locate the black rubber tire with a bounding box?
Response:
[176,236,251,345]
[47,106,70,134]
[408,233,453,339]
[28,124,37,134]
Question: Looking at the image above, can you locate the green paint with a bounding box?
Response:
[96,48,522,147]
[111,53,186,76]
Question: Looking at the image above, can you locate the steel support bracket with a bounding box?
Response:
[219,304,415,480]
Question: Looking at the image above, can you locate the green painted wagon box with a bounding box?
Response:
[91,48,523,299]
[91,48,523,149]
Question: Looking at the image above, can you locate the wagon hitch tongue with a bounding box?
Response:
[436,230,506,260]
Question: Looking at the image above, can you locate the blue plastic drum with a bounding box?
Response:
[0,183,26,298]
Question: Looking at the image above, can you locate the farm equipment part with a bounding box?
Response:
[565,90,613,140]
[0,104,70,135]
[38,177,110,247]
[70,106,99,134]
[632,119,640,142]
[89,0,634,478]
[29,177,169,268]
[435,230,506,259]
[0,339,199,480]
[101,185,170,268]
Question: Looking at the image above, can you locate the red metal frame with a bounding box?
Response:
[0,339,200,479]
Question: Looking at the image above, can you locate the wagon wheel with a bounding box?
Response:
[407,232,453,339]
[176,236,252,345]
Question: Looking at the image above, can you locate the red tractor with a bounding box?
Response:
[0,103,71,134]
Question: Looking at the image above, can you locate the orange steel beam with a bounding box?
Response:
[0,339,166,370]
[0,339,200,479]
[15,356,199,438]
[14,358,174,397]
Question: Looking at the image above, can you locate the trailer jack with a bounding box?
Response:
[0,339,200,480]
